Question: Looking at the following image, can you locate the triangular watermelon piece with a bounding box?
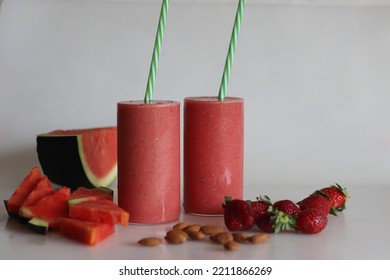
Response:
[18,176,55,223]
[5,167,44,218]
[20,186,71,230]
[68,200,129,226]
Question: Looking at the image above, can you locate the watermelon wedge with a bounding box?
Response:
[60,217,115,246]
[18,176,55,223]
[36,126,117,190]
[5,167,44,218]
[68,186,114,204]
[68,200,129,226]
[19,186,71,230]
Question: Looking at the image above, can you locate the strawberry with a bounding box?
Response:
[251,195,272,220]
[320,183,349,212]
[251,200,270,220]
[272,199,300,216]
[255,212,276,233]
[223,197,255,231]
[256,210,296,233]
[295,209,328,234]
[297,190,335,216]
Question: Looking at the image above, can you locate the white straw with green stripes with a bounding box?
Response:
[144,0,170,104]
[218,0,246,101]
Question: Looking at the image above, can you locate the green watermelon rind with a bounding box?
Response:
[27,217,49,235]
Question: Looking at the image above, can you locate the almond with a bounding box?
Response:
[232,232,249,243]
[248,233,270,244]
[166,229,189,240]
[224,241,240,251]
[183,224,202,233]
[210,232,233,245]
[200,225,224,235]
[165,234,187,244]
[173,221,190,231]
[138,237,162,246]
[188,230,206,240]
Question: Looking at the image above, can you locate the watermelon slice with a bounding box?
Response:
[5,167,44,218]
[60,217,115,246]
[18,176,55,223]
[20,186,71,230]
[36,126,117,190]
[68,186,114,204]
[68,200,129,226]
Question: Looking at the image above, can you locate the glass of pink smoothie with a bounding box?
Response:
[184,96,244,215]
[117,100,180,224]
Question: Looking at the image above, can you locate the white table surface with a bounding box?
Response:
[1,0,390,260]
[1,181,389,260]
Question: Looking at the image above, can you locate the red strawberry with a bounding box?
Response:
[251,195,272,220]
[273,199,300,216]
[297,190,334,216]
[320,183,349,212]
[251,200,270,220]
[256,212,276,233]
[295,209,328,234]
[223,197,255,231]
[256,210,296,233]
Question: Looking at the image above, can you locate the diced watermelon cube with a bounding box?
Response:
[60,217,115,246]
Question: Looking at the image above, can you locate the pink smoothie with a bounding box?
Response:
[184,96,244,215]
[117,101,180,224]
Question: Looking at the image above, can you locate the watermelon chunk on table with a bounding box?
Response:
[68,200,129,226]
[5,167,44,218]
[60,217,115,246]
[18,176,55,223]
[68,186,114,204]
[19,186,71,229]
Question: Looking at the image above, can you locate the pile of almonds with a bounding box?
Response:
[138,221,270,251]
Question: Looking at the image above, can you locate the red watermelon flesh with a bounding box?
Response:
[68,200,129,226]
[68,186,113,203]
[19,176,55,210]
[5,167,44,216]
[37,126,117,190]
[19,186,71,228]
[60,217,115,246]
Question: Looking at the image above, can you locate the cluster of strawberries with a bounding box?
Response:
[223,184,349,234]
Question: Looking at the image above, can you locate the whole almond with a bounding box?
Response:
[248,233,270,244]
[183,224,202,233]
[138,237,162,246]
[173,221,190,231]
[211,232,233,245]
[165,232,187,244]
[224,241,240,251]
[200,225,224,235]
[232,232,249,243]
[166,229,189,240]
[188,230,206,240]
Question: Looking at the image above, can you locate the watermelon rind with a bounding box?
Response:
[27,217,49,235]
[67,197,90,205]
[36,128,117,190]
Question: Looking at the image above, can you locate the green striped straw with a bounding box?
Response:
[144,0,170,104]
[218,0,246,101]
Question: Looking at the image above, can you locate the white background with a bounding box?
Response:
[1,0,390,260]
[2,0,390,191]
